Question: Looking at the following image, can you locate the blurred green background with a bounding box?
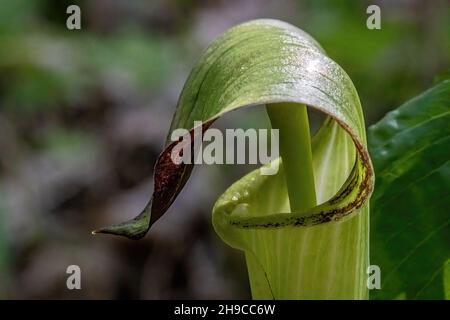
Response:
[0,0,448,299]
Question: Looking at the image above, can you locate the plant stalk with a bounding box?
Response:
[266,103,316,212]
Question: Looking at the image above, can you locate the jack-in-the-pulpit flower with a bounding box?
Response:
[94,19,375,299]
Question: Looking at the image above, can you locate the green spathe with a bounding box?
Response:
[94,19,375,299]
[169,19,374,299]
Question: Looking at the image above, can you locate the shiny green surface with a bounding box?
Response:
[369,80,450,299]
[179,19,373,299]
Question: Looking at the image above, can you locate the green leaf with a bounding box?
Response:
[369,80,450,300]
[94,19,374,299]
